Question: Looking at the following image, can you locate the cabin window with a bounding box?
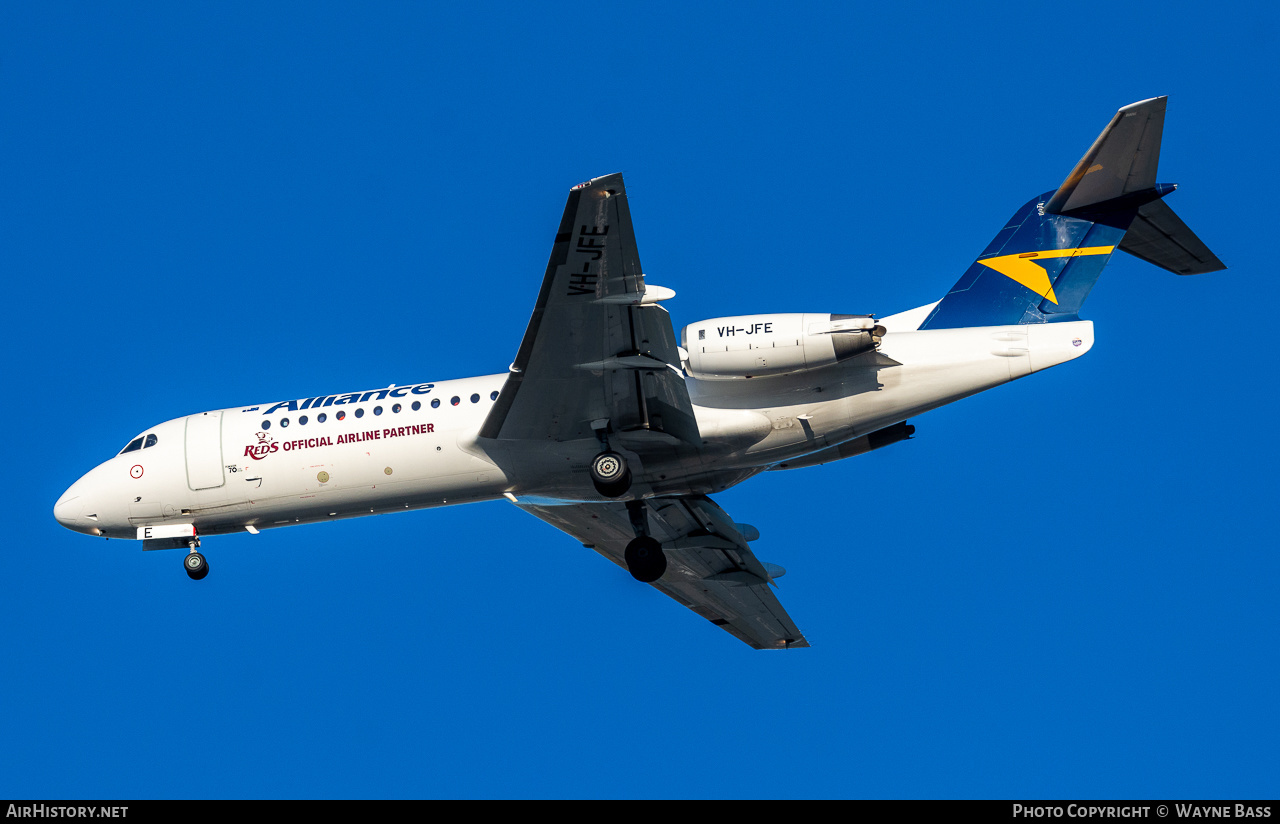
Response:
[144,434,158,448]
[431,398,440,409]
[299,416,309,425]
[317,413,327,423]
[280,418,290,427]
[411,401,421,411]
[490,391,499,401]
[374,406,383,416]
[470,394,480,404]
[355,408,365,419]
[261,420,271,430]
[392,403,402,413]
[120,437,144,455]
[336,411,346,421]
[451,396,460,406]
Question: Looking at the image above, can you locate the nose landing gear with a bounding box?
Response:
[184,540,208,580]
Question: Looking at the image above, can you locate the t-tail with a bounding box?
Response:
[920,97,1224,331]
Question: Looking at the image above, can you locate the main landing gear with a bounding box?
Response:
[623,501,667,583]
[590,423,661,580]
[184,539,208,580]
[588,421,632,499]
[624,536,665,582]
[589,450,631,498]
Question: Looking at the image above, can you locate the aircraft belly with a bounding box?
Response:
[189,471,508,535]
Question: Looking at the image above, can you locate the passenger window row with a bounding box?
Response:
[262,390,500,430]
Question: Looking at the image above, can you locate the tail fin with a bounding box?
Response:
[920,97,1223,331]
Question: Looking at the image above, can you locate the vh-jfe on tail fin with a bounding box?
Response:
[920,97,1224,331]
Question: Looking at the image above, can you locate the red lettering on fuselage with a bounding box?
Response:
[244,442,279,460]
[248,425,433,457]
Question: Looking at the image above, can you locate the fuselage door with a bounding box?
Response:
[185,412,225,490]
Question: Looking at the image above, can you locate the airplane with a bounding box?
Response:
[53,97,1223,649]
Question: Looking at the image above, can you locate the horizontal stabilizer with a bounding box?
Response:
[1118,199,1225,275]
[1046,97,1167,214]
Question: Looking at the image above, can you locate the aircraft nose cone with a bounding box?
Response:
[53,492,80,527]
[54,478,99,535]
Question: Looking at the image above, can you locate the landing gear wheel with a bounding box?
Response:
[589,451,631,498]
[184,552,209,581]
[624,536,666,583]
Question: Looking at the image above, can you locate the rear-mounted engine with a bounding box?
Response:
[680,313,886,380]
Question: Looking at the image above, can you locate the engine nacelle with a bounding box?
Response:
[680,313,885,380]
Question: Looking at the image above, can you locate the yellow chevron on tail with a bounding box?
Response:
[976,246,1115,305]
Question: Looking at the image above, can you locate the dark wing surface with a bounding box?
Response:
[479,174,698,445]
[518,496,810,649]
[1119,198,1226,275]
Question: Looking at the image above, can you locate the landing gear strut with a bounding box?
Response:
[623,500,666,582]
[184,540,208,580]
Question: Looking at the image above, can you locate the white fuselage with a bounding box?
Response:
[53,309,1094,544]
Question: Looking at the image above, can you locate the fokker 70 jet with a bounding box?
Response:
[55,97,1222,648]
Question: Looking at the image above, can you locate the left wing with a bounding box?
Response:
[479,174,699,445]
[518,496,810,649]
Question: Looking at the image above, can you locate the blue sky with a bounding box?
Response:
[3,2,1277,799]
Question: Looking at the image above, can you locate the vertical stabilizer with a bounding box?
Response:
[919,98,1222,331]
[1045,97,1167,214]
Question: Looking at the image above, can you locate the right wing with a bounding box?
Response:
[518,495,810,649]
[480,173,699,446]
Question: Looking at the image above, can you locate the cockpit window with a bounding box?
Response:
[120,437,144,454]
[144,434,158,448]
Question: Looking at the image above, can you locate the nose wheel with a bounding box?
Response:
[184,548,209,580]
